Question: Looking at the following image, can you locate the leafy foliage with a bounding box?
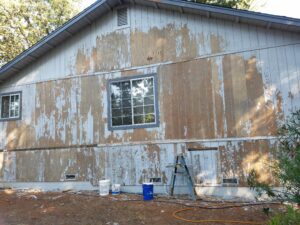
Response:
[0,0,80,66]
[188,0,253,9]
[248,109,300,204]
[268,206,300,225]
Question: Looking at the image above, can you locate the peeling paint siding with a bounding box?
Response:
[0,140,275,186]
[0,3,299,188]
[1,5,300,87]
[1,45,300,149]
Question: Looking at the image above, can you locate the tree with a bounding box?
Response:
[248,109,300,204]
[187,0,253,9]
[0,0,80,66]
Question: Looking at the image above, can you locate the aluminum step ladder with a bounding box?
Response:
[169,154,196,200]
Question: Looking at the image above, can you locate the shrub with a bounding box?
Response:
[268,206,300,225]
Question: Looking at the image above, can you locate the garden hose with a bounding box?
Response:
[172,208,265,224]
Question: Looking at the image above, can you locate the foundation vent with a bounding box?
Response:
[65,174,76,181]
[222,178,238,186]
[150,177,162,183]
[117,7,128,26]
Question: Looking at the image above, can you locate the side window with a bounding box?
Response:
[108,74,159,130]
[0,92,21,120]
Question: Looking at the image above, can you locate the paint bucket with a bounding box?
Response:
[112,184,121,195]
[99,179,110,196]
[142,183,154,201]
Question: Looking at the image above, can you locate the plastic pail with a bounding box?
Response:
[99,179,110,196]
[112,184,121,195]
[142,183,154,201]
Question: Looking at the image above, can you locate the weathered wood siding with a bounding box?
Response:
[0,4,299,187]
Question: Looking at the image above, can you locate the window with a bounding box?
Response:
[0,92,21,120]
[108,74,159,130]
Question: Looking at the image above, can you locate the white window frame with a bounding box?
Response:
[108,74,159,130]
[0,91,22,121]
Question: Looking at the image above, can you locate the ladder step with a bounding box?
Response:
[174,172,186,175]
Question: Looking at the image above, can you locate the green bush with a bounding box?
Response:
[248,109,300,204]
[268,206,300,225]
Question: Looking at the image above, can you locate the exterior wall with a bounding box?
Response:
[0,139,275,187]
[0,4,299,194]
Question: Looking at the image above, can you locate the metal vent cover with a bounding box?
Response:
[117,7,128,26]
[222,178,238,185]
[65,174,76,180]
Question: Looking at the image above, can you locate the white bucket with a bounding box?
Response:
[112,184,121,195]
[99,179,110,196]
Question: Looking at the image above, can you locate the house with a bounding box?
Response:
[0,0,299,199]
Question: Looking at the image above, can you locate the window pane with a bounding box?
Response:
[112,108,122,117]
[145,114,155,123]
[1,96,10,119]
[122,116,132,125]
[122,99,131,108]
[122,107,132,116]
[10,109,15,117]
[112,99,121,108]
[133,106,143,115]
[144,105,154,114]
[144,87,154,96]
[132,79,144,97]
[121,81,130,92]
[10,95,20,118]
[144,78,154,96]
[133,97,143,106]
[144,96,154,105]
[111,83,122,100]
[134,115,144,124]
[112,117,122,126]
[122,90,131,99]
[14,106,19,117]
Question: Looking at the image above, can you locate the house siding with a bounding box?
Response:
[0,4,299,194]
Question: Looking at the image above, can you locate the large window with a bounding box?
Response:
[108,74,159,130]
[0,92,21,120]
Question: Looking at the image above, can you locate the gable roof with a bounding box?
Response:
[1,0,300,82]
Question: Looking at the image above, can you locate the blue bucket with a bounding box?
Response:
[142,183,154,201]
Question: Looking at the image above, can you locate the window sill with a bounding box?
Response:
[108,122,159,131]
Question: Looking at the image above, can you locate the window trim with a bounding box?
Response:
[0,91,22,121]
[107,74,159,131]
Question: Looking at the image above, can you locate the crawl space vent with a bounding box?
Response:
[117,8,128,26]
[65,174,76,180]
[150,177,162,183]
[222,178,238,185]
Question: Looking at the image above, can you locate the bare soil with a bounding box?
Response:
[0,189,284,225]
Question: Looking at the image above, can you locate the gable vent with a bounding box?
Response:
[117,8,128,26]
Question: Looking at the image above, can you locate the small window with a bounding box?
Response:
[108,74,159,130]
[0,92,21,120]
[117,7,128,27]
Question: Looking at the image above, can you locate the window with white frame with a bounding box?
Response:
[108,75,159,130]
[0,92,21,120]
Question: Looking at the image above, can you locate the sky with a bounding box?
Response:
[251,0,300,19]
[80,0,300,19]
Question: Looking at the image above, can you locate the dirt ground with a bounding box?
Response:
[0,189,285,225]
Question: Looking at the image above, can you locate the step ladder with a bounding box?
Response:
[169,154,196,200]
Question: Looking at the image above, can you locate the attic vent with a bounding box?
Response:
[117,8,128,26]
